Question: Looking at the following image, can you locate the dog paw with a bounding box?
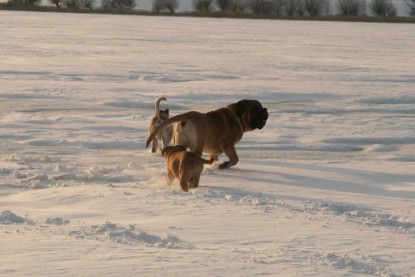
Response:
[180,183,189,192]
[218,161,231,169]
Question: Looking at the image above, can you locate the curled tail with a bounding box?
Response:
[155,97,167,121]
[145,112,199,149]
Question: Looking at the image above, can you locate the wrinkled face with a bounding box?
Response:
[249,105,268,130]
[162,145,186,158]
[229,100,269,131]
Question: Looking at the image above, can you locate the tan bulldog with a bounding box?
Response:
[162,145,213,192]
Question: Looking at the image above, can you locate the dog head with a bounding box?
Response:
[228,99,268,132]
[161,145,187,158]
[159,108,169,120]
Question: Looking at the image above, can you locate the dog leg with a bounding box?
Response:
[219,144,239,169]
[151,139,158,153]
[179,179,188,192]
[188,177,200,189]
[209,154,219,162]
[167,172,174,186]
[162,135,170,150]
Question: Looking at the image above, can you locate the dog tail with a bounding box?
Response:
[145,112,199,149]
[155,97,167,121]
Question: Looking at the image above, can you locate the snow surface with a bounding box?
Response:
[1,10,415,276]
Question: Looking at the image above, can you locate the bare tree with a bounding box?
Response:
[164,0,179,12]
[274,0,285,14]
[231,0,247,12]
[248,0,281,15]
[26,0,41,5]
[192,0,214,12]
[153,0,178,12]
[284,0,305,16]
[217,0,231,11]
[259,0,274,15]
[49,0,63,7]
[62,0,94,8]
[82,0,94,9]
[369,0,396,16]
[336,0,363,15]
[65,0,81,8]
[304,0,328,15]
[404,0,415,15]
[102,0,136,10]
[249,0,262,13]
[7,0,41,6]
[152,0,164,11]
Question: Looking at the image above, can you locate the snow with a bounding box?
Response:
[1,10,415,276]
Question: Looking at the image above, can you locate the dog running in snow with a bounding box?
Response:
[162,145,213,192]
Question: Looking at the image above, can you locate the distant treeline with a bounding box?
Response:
[1,0,415,21]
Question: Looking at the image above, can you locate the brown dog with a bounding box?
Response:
[146,99,268,169]
[162,145,213,192]
[148,97,173,153]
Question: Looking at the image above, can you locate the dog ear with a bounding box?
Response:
[161,146,172,157]
[233,100,248,117]
[160,109,169,116]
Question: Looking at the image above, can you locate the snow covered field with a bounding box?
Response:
[1,11,415,276]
